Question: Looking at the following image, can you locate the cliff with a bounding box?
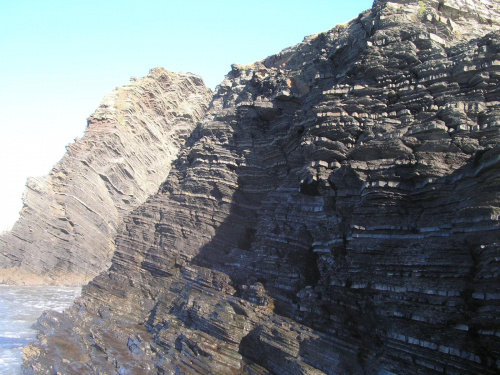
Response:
[23,0,500,373]
[0,68,212,285]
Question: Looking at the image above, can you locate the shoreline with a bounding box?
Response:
[0,268,93,286]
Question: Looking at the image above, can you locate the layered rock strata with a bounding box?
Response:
[0,68,212,285]
[24,0,500,373]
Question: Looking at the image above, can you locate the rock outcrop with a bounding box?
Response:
[22,0,500,373]
[0,68,212,285]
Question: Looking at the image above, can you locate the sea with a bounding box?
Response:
[0,285,81,375]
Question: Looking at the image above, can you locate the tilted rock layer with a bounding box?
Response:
[23,0,500,373]
[0,68,212,285]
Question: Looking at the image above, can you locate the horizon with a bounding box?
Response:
[0,0,374,232]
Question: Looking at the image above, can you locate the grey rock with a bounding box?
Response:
[21,0,500,373]
[0,68,212,285]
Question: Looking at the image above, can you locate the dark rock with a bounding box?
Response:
[20,0,500,374]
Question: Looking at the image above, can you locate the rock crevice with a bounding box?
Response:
[17,0,500,373]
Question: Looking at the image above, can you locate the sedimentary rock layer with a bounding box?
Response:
[0,68,212,285]
[24,0,500,373]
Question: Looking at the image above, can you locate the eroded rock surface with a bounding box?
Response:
[0,68,212,285]
[23,0,500,373]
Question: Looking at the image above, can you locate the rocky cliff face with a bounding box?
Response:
[22,0,500,373]
[0,68,212,285]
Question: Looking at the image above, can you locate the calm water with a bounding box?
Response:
[0,285,81,375]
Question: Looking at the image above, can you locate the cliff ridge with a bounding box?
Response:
[16,0,500,373]
[0,68,212,285]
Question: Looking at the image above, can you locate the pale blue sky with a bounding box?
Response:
[0,0,374,231]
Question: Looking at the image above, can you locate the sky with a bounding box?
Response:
[0,0,374,232]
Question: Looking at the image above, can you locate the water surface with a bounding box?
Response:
[0,285,80,375]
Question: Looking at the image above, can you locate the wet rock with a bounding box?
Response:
[22,0,500,374]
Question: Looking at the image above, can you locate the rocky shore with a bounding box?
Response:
[1,0,499,373]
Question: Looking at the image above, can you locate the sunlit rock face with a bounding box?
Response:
[0,68,213,285]
[22,0,500,373]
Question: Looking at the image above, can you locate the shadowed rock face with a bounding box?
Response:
[0,68,213,285]
[22,0,500,373]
